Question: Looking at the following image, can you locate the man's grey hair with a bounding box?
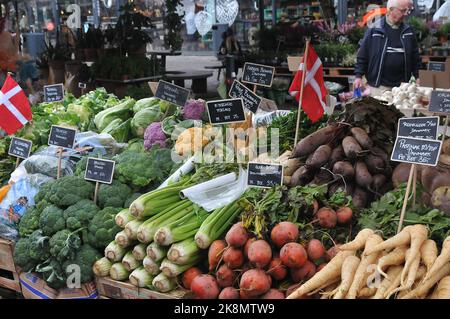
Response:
[387,0,413,9]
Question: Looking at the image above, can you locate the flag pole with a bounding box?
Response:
[294,39,311,146]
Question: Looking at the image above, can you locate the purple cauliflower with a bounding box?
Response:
[144,122,167,150]
[183,99,205,120]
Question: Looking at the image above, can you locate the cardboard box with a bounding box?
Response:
[419,59,450,89]
[56,281,98,299]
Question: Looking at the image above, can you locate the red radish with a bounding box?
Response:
[317,263,327,272]
[336,207,353,224]
[216,264,236,288]
[239,268,271,298]
[316,207,337,228]
[307,239,326,261]
[208,240,227,271]
[190,274,220,299]
[260,289,285,299]
[248,240,272,268]
[280,243,307,268]
[325,244,341,262]
[267,257,287,281]
[243,237,256,259]
[225,222,249,247]
[218,287,240,299]
[223,247,244,269]
[290,260,317,283]
[270,222,299,248]
[182,267,202,290]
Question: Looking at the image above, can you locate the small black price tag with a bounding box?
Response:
[391,136,442,167]
[78,82,87,89]
[397,116,439,140]
[8,137,32,159]
[429,90,450,114]
[44,84,64,102]
[48,125,77,149]
[228,80,262,113]
[242,62,275,87]
[428,62,446,72]
[247,163,284,188]
[155,80,190,107]
[206,98,246,125]
[84,157,115,184]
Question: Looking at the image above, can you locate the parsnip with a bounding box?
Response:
[401,263,450,299]
[339,229,374,251]
[372,265,403,299]
[376,245,407,278]
[332,255,360,299]
[400,225,428,285]
[420,239,438,274]
[423,236,450,282]
[364,226,412,256]
[431,276,450,299]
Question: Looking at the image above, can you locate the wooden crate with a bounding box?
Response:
[95,276,193,300]
[0,239,21,293]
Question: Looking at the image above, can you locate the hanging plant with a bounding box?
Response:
[165,0,184,52]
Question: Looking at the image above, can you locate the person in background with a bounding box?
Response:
[353,0,421,96]
[0,17,19,81]
[218,27,243,73]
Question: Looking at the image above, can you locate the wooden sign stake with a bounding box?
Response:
[412,165,417,210]
[253,84,257,94]
[15,157,20,169]
[56,147,63,180]
[294,40,311,146]
[93,181,100,205]
[397,164,416,233]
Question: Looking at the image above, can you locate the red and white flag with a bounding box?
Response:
[288,43,329,123]
[0,75,32,135]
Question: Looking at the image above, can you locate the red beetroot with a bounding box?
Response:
[243,237,256,259]
[190,275,220,299]
[225,222,249,247]
[270,222,299,248]
[316,207,337,229]
[223,247,244,269]
[208,240,227,271]
[307,239,326,261]
[247,240,272,268]
[218,287,240,299]
[280,243,307,268]
[325,244,341,262]
[267,257,287,281]
[182,267,202,290]
[239,268,271,298]
[290,260,316,283]
[260,289,285,299]
[336,207,353,224]
[216,264,236,288]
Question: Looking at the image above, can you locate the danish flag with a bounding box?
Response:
[0,75,32,135]
[288,43,330,123]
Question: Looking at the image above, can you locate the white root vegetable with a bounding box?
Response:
[363,226,412,256]
[332,255,361,299]
[389,249,421,297]
[401,263,450,299]
[420,239,438,274]
[372,266,403,299]
[376,245,407,278]
[431,276,450,299]
[400,225,428,286]
[339,229,375,251]
[423,236,450,282]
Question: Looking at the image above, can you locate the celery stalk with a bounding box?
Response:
[129,267,154,288]
[115,209,135,228]
[143,256,161,275]
[153,273,177,293]
[124,219,144,240]
[160,257,200,278]
[93,257,112,277]
[122,251,140,272]
[146,242,169,262]
[132,243,148,261]
[110,263,130,281]
[167,238,201,265]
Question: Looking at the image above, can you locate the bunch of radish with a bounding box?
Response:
[184,221,339,299]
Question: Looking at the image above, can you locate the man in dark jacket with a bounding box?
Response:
[354,0,421,96]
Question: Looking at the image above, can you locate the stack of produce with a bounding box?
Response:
[373,82,432,110]
[287,227,450,299]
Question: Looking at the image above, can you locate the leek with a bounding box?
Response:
[124,219,144,240]
[137,200,194,243]
[129,267,154,288]
[105,241,128,262]
[153,273,177,293]
[110,262,130,281]
[160,257,200,278]
[122,251,140,272]
[154,208,209,246]
[146,242,169,262]
[115,209,135,228]
[92,257,112,277]
[167,238,201,265]
[143,256,161,275]
[132,243,147,261]
[115,230,133,248]
[195,202,242,249]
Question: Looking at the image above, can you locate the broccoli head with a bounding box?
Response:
[47,176,95,207]
[87,207,122,249]
[63,244,102,283]
[75,157,88,177]
[28,230,51,262]
[35,258,67,289]
[13,238,37,272]
[39,205,66,236]
[18,204,43,237]
[98,180,132,209]
[49,229,82,262]
[34,182,53,203]
[63,199,99,230]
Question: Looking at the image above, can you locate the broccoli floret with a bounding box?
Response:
[18,205,42,237]
[75,157,88,177]
[63,199,99,230]
[13,238,37,272]
[28,230,51,262]
[124,192,142,208]
[87,207,122,249]
[63,244,101,283]
[49,229,81,262]
[34,182,54,203]
[39,205,66,236]
[47,176,95,207]
[97,180,132,209]
[35,258,67,289]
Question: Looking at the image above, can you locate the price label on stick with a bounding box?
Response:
[391,136,442,167]
[242,62,275,87]
[397,116,439,140]
[154,80,190,107]
[48,125,77,149]
[8,137,32,159]
[84,157,115,184]
[429,91,450,114]
[428,62,446,72]
[247,163,283,188]
[229,80,262,113]
[206,98,246,125]
[44,84,64,102]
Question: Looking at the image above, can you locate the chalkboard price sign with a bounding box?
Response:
[84,158,115,184]
[242,62,275,87]
[48,125,77,149]
[206,98,246,125]
[428,62,446,72]
[44,84,64,102]
[247,163,284,188]
[391,136,442,167]
[397,116,439,140]
[429,91,450,114]
[8,137,32,159]
[155,80,190,107]
[228,80,262,113]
